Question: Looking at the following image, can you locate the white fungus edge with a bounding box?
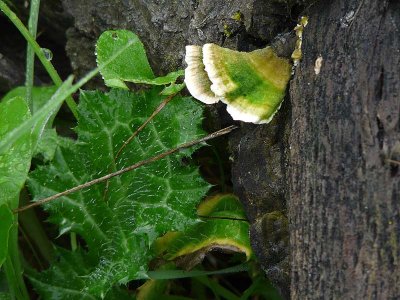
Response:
[225,98,284,124]
[184,45,220,104]
[202,44,236,98]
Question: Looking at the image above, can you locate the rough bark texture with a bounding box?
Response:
[289,0,400,298]
[61,0,303,78]
[230,101,292,299]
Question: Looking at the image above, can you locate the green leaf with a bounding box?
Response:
[156,194,253,269]
[25,249,132,300]
[0,96,32,208]
[0,205,13,267]
[1,86,60,157]
[0,293,11,300]
[25,249,96,300]
[0,77,73,155]
[1,86,58,112]
[28,87,209,297]
[0,34,139,155]
[136,263,175,300]
[33,129,61,162]
[161,83,186,96]
[0,96,32,269]
[96,30,184,89]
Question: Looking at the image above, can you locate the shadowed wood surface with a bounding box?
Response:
[289,0,400,298]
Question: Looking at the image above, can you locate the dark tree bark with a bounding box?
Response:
[289,0,400,298]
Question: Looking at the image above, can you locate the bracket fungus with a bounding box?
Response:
[185,16,308,124]
[184,44,292,124]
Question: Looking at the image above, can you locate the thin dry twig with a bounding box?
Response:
[387,159,400,166]
[14,125,238,214]
[115,94,175,160]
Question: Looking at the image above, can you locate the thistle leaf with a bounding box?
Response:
[28,87,210,297]
[25,249,132,300]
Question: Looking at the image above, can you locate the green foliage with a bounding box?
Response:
[0,97,32,268]
[27,87,210,297]
[0,205,13,267]
[0,10,280,297]
[26,249,132,300]
[0,293,11,300]
[96,30,184,90]
[0,78,73,155]
[1,86,58,113]
[157,194,253,265]
[33,129,60,162]
[1,86,61,163]
[0,97,32,209]
[138,194,254,299]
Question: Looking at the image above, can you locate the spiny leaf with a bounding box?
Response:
[96,30,184,89]
[28,87,210,297]
[25,249,132,300]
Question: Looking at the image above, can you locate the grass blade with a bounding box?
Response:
[0,38,136,155]
[25,0,41,112]
[0,0,78,119]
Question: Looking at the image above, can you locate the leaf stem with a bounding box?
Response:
[0,0,78,119]
[14,125,238,213]
[145,263,248,280]
[25,0,41,113]
[0,39,135,155]
[3,225,30,300]
[194,276,240,300]
[18,188,54,265]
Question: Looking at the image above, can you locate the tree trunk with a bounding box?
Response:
[289,0,400,298]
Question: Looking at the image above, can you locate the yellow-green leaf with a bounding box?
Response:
[156,194,253,269]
